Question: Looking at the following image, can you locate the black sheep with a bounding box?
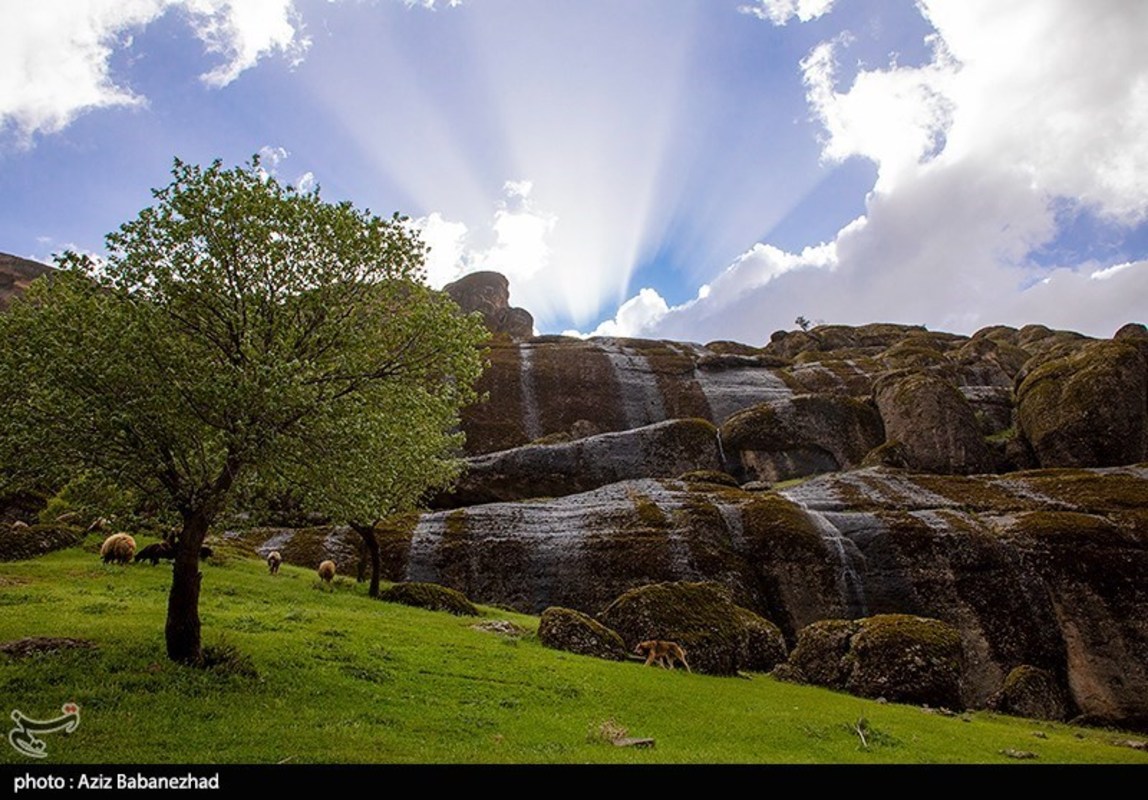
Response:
[134,540,174,565]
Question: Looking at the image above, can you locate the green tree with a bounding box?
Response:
[0,158,488,663]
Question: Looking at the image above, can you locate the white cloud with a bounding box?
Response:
[586,288,670,338]
[0,0,310,143]
[184,0,309,88]
[411,212,469,288]
[801,34,956,190]
[739,0,835,25]
[0,1,163,142]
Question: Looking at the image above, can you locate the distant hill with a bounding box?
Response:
[0,252,52,312]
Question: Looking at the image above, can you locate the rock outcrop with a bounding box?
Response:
[443,271,534,342]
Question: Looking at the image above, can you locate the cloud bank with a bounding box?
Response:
[597,0,1148,343]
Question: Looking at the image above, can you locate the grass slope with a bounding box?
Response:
[1,544,1146,765]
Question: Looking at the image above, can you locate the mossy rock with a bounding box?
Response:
[783,619,861,689]
[1016,340,1148,468]
[677,470,740,488]
[377,582,480,617]
[720,395,884,482]
[0,523,83,562]
[874,371,992,475]
[538,607,627,661]
[844,615,965,709]
[988,665,1071,722]
[598,581,786,675]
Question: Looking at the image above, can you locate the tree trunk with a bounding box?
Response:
[351,522,382,599]
[166,510,209,664]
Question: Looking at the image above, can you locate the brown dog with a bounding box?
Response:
[635,640,691,672]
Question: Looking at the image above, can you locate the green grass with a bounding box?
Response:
[1,545,1146,765]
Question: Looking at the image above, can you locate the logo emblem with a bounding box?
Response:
[9,703,80,758]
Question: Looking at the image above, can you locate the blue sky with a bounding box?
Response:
[2,0,1146,342]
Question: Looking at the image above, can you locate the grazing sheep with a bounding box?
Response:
[318,560,336,585]
[135,540,175,565]
[199,546,214,561]
[267,551,282,575]
[100,533,137,565]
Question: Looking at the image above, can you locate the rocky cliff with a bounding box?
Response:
[5,260,1147,729]
[242,274,1148,728]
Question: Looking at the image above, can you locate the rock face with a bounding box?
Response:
[537,607,627,661]
[599,581,787,676]
[433,419,721,508]
[443,271,534,342]
[0,252,52,313]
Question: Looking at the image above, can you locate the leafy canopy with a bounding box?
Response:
[0,157,488,526]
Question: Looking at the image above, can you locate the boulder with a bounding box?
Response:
[377,581,480,616]
[988,665,1072,722]
[781,618,860,688]
[0,523,82,561]
[598,581,786,675]
[844,615,964,708]
[538,607,627,661]
[1016,340,1148,468]
[874,371,993,474]
[779,616,964,709]
[442,271,534,342]
[720,394,884,483]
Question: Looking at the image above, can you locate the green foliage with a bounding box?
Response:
[0,157,488,527]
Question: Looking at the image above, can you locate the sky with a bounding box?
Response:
[1,0,1146,344]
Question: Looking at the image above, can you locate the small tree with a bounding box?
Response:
[0,158,487,663]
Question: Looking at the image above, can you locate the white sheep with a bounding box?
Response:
[317,559,336,586]
[100,533,137,565]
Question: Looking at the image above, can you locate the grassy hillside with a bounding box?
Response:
[1,542,1146,765]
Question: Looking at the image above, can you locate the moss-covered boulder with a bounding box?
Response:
[0,523,83,562]
[874,371,993,474]
[1016,340,1148,468]
[538,607,627,661]
[845,615,965,708]
[988,665,1072,722]
[778,615,964,708]
[783,619,860,689]
[598,581,786,675]
[377,582,480,616]
[720,394,884,483]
